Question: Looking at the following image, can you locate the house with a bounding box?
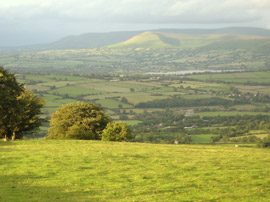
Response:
[184,125,198,130]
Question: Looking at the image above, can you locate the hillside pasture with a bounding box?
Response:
[187,71,270,84]
[49,86,104,97]
[96,99,133,109]
[0,140,269,202]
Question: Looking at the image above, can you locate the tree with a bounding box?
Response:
[257,135,270,148]
[0,66,44,140]
[121,97,128,103]
[1,67,23,140]
[47,102,110,140]
[9,90,44,140]
[102,121,132,142]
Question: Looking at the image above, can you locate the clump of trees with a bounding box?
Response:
[102,122,132,141]
[257,135,270,148]
[0,66,45,140]
[47,102,132,141]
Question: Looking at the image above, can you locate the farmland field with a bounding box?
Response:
[2,31,270,75]
[0,140,270,202]
[190,134,218,143]
[186,71,270,84]
[12,70,270,144]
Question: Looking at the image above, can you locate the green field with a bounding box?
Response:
[187,71,270,84]
[121,120,143,126]
[96,99,133,109]
[0,140,270,202]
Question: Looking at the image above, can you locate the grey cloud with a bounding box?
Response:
[0,0,270,46]
[0,0,269,24]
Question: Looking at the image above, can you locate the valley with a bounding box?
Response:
[1,1,270,201]
[15,70,270,145]
[1,28,270,74]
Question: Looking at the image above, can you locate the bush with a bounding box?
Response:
[47,102,110,140]
[257,135,270,148]
[102,122,132,142]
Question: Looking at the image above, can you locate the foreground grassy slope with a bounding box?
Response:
[0,140,269,202]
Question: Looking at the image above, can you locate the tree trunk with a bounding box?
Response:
[12,131,16,141]
[4,135,8,141]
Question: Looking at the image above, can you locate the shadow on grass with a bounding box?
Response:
[0,174,106,202]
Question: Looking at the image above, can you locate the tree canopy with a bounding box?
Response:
[47,102,110,140]
[0,66,44,140]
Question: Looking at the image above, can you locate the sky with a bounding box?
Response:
[0,0,270,46]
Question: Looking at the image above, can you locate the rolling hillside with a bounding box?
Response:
[1,27,270,52]
[109,31,270,50]
[47,27,270,50]
[202,38,270,53]
[0,140,270,201]
[46,31,143,50]
[1,27,270,74]
[109,32,180,48]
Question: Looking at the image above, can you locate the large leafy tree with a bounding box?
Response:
[0,66,44,140]
[47,102,110,140]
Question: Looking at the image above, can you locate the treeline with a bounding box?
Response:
[135,97,233,108]
[133,132,191,144]
[135,93,270,108]
[131,110,270,144]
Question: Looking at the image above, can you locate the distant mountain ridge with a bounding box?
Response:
[155,27,270,36]
[46,27,270,50]
[46,31,143,50]
[1,27,270,53]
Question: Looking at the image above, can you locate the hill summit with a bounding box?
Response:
[109,32,180,48]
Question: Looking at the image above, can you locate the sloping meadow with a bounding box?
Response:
[0,140,269,201]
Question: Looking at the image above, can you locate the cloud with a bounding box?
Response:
[0,0,269,24]
[0,0,269,46]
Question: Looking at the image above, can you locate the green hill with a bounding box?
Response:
[2,27,270,74]
[47,27,270,50]
[46,31,143,50]
[109,32,180,48]
[109,31,270,50]
[0,140,269,201]
[2,27,270,52]
[156,27,270,36]
[202,38,270,53]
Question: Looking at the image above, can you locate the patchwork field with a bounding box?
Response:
[14,70,270,143]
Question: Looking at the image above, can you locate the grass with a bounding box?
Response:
[0,140,269,201]
[190,134,218,143]
[187,71,270,84]
[96,99,133,109]
[49,86,103,97]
